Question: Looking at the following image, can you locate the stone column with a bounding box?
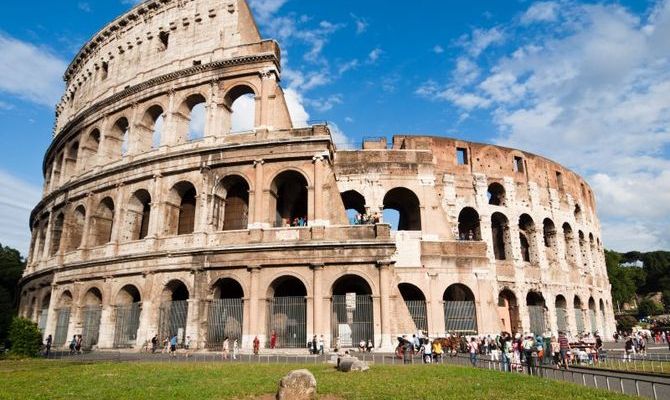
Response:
[136,272,156,347]
[377,261,393,350]
[251,160,265,228]
[162,90,177,147]
[428,272,445,337]
[246,266,261,347]
[110,184,125,248]
[147,173,163,238]
[97,277,115,348]
[311,155,325,226]
[41,212,56,262]
[311,264,324,341]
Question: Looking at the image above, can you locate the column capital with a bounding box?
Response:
[253,159,265,167]
[376,260,395,269]
[247,265,262,273]
[310,263,325,271]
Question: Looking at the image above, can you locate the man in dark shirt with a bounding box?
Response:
[558,331,571,370]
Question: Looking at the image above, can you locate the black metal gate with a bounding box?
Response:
[54,308,70,346]
[207,299,243,349]
[266,297,306,348]
[113,303,141,348]
[528,305,546,335]
[404,299,428,332]
[81,305,102,349]
[331,295,374,348]
[444,301,477,334]
[575,309,585,333]
[158,300,188,344]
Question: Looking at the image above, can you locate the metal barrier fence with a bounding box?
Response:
[575,309,585,333]
[113,303,141,348]
[556,307,567,332]
[207,299,243,349]
[158,300,188,343]
[54,308,70,346]
[267,297,306,348]
[527,305,546,335]
[331,295,373,348]
[404,300,428,332]
[81,305,102,350]
[443,301,477,333]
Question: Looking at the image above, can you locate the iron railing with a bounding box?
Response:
[113,303,141,348]
[404,300,428,332]
[54,308,71,346]
[81,305,102,350]
[158,300,188,344]
[443,301,477,333]
[331,295,374,348]
[266,297,306,348]
[207,299,243,349]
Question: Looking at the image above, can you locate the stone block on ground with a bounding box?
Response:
[276,369,317,400]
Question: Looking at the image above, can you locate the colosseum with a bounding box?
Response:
[18,0,615,352]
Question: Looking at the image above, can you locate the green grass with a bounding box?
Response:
[0,360,633,400]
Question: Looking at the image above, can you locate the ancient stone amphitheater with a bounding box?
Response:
[19,0,615,351]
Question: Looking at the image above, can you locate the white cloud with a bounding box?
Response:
[521,1,560,25]
[367,48,383,64]
[337,59,359,75]
[425,0,670,251]
[0,170,42,256]
[231,94,255,132]
[351,13,369,34]
[433,45,445,54]
[249,0,288,24]
[78,2,91,12]
[0,33,66,107]
[463,26,505,57]
[284,88,310,128]
[329,122,355,150]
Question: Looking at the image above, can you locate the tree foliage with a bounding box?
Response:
[8,317,42,357]
[0,244,26,344]
[605,250,645,307]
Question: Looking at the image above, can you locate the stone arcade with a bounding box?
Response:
[18,0,615,352]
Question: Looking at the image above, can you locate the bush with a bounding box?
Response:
[637,298,663,319]
[8,318,43,357]
[616,314,638,333]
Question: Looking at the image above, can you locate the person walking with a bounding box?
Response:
[522,334,535,375]
[253,336,260,355]
[318,335,325,355]
[222,336,230,360]
[311,335,318,355]
[468,337,479,366]
[44,334,52,357]
[558,331,571,370]
[270,330,277,349]
[69,335,77,355]
[169,335,177,357]
[75,335,82,354]
[151,334,158,353]
[232,338,238,360]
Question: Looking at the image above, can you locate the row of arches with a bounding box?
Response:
[341,187,422,231]
[46,86,257,193]
[30,170,311,263]
[457,207,602,271]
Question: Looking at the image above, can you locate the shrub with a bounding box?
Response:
[637,299,663,319]
[616,314,638,333]
[8,317,43,357]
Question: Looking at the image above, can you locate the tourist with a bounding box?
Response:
[232,338,239,360]
[624,336,634,362]
[169,335,177,357]
[512,334,522,371]
[222,336,230,360]
[550,336,560,367]
[184,335,191,350]
[522,334,535,374]
[311,335,318,355]
[422,338,432,364]
[75,335,82,354]
[359,339,366,352]
[468,337,479,366]
[253,336,260,355]
[366,338,373,353]
[402,336,413,364]
[489,335,500,362]
[150,334,158,353]
[318,335,325,355]
[270,330,277,349]
[44,334,52,357]
[501,333,512,372]
[558,331,571,370]
[69,335,77,355]
[432,339,443,362]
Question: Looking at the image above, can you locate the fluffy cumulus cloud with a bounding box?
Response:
[0,33,66,107]
[0,170,42,256]
[418,0,670,251]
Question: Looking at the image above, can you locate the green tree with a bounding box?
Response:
[8,317,42,357]
[0,244,26,344]
[637,298,663,319]
[605,250,641,308]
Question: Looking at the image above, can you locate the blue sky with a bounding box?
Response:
[1,0,669,255]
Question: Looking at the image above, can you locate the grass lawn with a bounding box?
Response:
[0,360,633,400]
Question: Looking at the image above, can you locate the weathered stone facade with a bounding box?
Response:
[19,0,615,352]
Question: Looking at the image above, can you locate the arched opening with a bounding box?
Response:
[588,297,597,334]
[443,284,477,334]
[124,190,151,241]
[91,197,114,246]
[65,206,85,252]
[267,276,307,348]
[555,295,568,333]
[573,296,585,334]
[599,299,606,335]
[270,171,308,227]
[331,275,374,348]
[166,182,197,236]
[38,292,51,333]
[179,94,207,141]
[398,283,427,332]
[110,117,130,158]
[64,141,79,179]
[563,223,577,267]
[574,204,583,223]
[158,280,190,345]
[458,207,481,240]
[49,213,65,256]
[383,187,421,231]
[487,182,506,206]
[498,289,520,333]
[518,214,536,263]
[54,291,73,346]
[589,233,597,272]
[208,278,244,349]
[51,153,63,188]
[81,287,103,350]
[36,218,48,261]
[213,175,250,231]
[579,231,588,268]
[113,285,142,348]
[543,218,558,265]
[341,190,367,225]
[226,85,256,133]
[140,105,164,150]
[81,129,100,169]
[526,291,546,335]
[491,212,510,260]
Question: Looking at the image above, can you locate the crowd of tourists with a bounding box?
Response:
[351,212,380,225]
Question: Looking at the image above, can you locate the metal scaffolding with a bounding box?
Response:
[158,300,188,344]
[54,308,71,346]
[113,303,141,348]
[206,299,243,349]
[81,305,102,349]
[266,296,306,348]
[331,295,374,348]
[403,299,428,333]
[444,301,477,334]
